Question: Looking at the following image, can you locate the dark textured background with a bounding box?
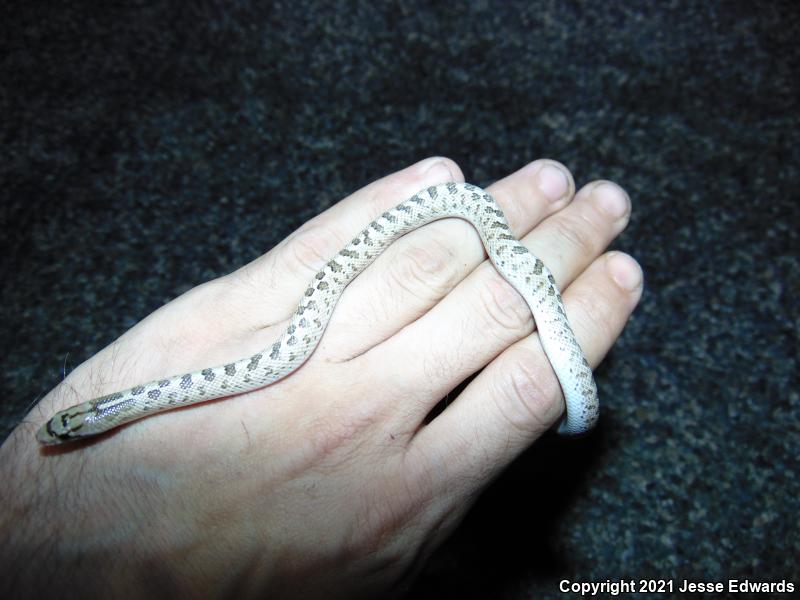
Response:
[2,1,798,597]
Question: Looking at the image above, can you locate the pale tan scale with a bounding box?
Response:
[36,183,598,445]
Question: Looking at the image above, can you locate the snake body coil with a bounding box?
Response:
[37,183,598,445]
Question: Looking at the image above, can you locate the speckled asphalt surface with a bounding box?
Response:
[2,2,797,597]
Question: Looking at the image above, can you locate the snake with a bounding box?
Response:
[36,182,598,445]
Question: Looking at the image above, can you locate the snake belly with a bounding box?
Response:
[36,182,598,445]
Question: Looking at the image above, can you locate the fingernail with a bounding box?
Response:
[592,182,629,219]
[536,164,569,202]
[607,252,642,291]
[424,159,454,183]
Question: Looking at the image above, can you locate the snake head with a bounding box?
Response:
[36,404,93,445]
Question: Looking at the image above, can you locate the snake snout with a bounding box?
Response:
[35,420,62,445]
[35,407,90,445]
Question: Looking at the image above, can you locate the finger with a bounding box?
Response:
[321,160,577,361]
[217,157,465,328]
[409,251,644,495]
[361,180,631,425]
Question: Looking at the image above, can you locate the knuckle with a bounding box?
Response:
[475,271,534,340]
[285,224,340,274]
[368,174,409,213]
[568,285,612,340]
[551,213,598,257]
[385,236,460,303]
[302,405,379,467]
[492,346,563,435]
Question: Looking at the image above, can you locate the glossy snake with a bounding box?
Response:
[37,182,598,445]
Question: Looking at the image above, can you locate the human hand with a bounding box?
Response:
[0,157,641,598]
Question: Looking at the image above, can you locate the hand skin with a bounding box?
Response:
[0,157,642,599]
